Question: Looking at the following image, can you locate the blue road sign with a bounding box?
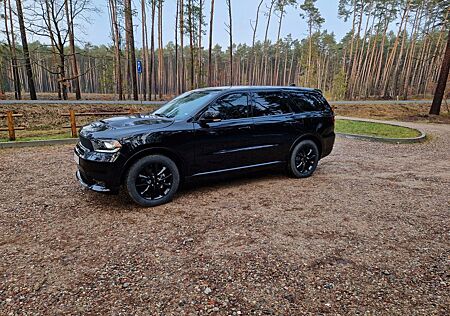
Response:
[137,60,142,74]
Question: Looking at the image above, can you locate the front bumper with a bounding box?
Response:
[74,143,124,193]
[76,170,111,193]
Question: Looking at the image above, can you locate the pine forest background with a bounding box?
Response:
[0,0,448,101]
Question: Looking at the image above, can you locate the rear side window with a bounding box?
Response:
[288,91,328,112]
[251,91,292,117]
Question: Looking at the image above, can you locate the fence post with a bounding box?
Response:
[6,111,16,141]
[69,109,77,138]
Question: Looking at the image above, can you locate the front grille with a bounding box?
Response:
[79,135,93,150]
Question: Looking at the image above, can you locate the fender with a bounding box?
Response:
[289,133,323,159]
[121,145,187,182]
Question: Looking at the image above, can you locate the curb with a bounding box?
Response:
[0,138,78,149]
[335,118,426,144]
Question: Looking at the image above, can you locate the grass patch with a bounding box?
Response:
[0,130,73,142]
[335,119,421,138]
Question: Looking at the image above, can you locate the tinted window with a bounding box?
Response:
[154,89,222,119]
[251,91,292,117]
[207,93,249,120]
[288,92,327,112]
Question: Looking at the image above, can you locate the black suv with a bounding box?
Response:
[74,86,335,206]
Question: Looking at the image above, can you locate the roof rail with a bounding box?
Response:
[314,88,323,94]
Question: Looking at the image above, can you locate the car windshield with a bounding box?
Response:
[153,90,222,120]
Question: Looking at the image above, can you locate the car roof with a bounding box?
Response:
[194,86,321,93]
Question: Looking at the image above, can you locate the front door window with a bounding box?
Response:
[206,93,249,120]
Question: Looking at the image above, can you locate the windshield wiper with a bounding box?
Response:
[153,113,168,118]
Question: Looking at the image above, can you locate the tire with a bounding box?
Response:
[288,140,320,178]
[125,155,180,207]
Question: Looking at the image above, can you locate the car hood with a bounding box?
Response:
[80,114,174,139]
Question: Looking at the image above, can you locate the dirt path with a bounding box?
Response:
[0,122,449,315]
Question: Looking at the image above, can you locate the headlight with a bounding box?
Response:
[91,139,122,153]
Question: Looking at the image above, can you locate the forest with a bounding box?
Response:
[0,0,448,102]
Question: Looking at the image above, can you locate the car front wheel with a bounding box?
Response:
[288,140,319,178]
[125,155,180,207]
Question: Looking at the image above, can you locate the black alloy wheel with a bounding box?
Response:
[136,163,173,200]
[289,140,319,178]
[125,155,180,207]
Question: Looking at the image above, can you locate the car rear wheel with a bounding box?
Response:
[125,155,180,207]
[288,140,319,178]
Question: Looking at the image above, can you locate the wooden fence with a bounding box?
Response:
[0,111,25,141]
[62,109,137,137]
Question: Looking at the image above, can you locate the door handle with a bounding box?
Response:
[238,126,252,130]
[287,117,303,125]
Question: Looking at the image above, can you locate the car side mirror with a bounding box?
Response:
[199,110,222,126]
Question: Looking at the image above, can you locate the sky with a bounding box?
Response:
[29,0,352,48]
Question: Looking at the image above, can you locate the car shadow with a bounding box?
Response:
[84,166,288,209]
[179,166,287,193]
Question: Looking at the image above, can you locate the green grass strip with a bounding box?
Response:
[335,119,421,138]
[0,133,73,143]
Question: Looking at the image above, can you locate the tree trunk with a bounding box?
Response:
[198,0,203,86]
[157,0,164,99]
[262,0,275,85]
[250,0,263,85]
[373,15,389,95]
[150,0,156,99]
[347,0,364,98]
[65,0,81,100]
[179,0,185,92]
[4,0,21,99]
[108,0,123,100]
[141,0,149,100]
[58,44,68,100]
[226,0,233,85]
[351,5,373,98]
[124,0,138,100]
[391,15,409,98]
[188,0,195,89]
[423,10,447,96]
[401,2,422,100]
[430,30,450,115]
[381,0,410,97]
[346,0,357,82]
[174,0,179,94]
[273,5,285,85]
[15,0,37,99]
[208,0,215,86]
[307,22,313,86]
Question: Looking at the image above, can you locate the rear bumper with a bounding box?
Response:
[321,132,335,158]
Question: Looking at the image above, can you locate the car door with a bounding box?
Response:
[249,90,304,163]
[192,92,256,175]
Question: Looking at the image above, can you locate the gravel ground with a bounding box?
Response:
[0,122,449,315]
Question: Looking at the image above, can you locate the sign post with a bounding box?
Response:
[137,60,143,103]
[137,60,143,75]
